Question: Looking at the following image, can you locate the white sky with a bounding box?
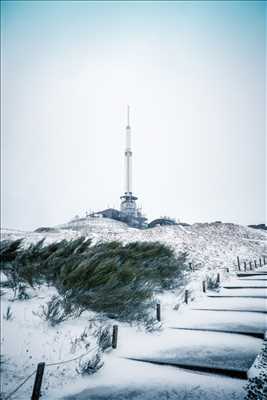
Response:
[1,1,266,230]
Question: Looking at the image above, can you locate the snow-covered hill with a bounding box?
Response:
[1,218,266,400]
[1,218,266,271]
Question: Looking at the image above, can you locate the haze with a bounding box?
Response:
[1,1,266,230]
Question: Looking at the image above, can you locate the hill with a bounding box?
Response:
[1,218,266,271]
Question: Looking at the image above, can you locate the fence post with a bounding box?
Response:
[202,281,206,293]
[249,261,253,271]
[259,258,262,267]
[189,262,192,271]
[254,260,257,269]
[112,325,118,349]
[237,256,240,271]
[264,256,266,265]
[156,303,161,321]
[216,273,220,284]
[31,362,45,400]
[226,267,230,273]
[184,289,189,304]
[243,261,247,272]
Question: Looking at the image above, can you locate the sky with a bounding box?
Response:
[1,0,266,230]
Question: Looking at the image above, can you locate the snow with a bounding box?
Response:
[117,328,262,372]
[168,309,266,335]
[223,280,267,288]
[58,220,267,274]
[1,274,266,399]
[1,220,267,399]
[0,227,80,247]
[191,296,266,313]
[1,286,101,399]
[60,358,246,400]
[1,218,266,272]
[239,277,267,281]
[214,288,267,298]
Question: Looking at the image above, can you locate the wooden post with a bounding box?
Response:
[249,261,253,271]
[259,258,262,267]
[264,256,266,265]
[31,362,45,400]
[216,273,220,284]
[202,281,206,293]
[226,267,230,273]
[243,261,247,272]
[189,262,192,271]
[254,260,257,269]
[156,303,161,321]
[237,256,240,270]
[184,289,189,304]
[112,325,118,349]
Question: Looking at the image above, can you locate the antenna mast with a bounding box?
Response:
[127,105,130,128]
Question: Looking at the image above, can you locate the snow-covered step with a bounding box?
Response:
[168,309,267,337]
[190,296,266,313]
[169,326,264,339]
[236,272,267,277]
[61,356,246,400]
[226,278,267,286]
[117,329,262,379]
[223,283,267,289]
[238,277,267,281]
[209,288,267,298]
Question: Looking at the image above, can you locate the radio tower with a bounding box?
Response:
[120,105,138,217]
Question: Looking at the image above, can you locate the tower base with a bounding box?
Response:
[119,192,147,228]
[120,192,138,216]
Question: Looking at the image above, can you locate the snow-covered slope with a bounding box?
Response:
[2,266,267,399]
[1,218,266,270]
[1,219,266,400]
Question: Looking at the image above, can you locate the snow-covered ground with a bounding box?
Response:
[1,270,267,399]
[0,285,243,399]
[61,359,246,400]
[1,217,267,272]
[1,219,267,399]
[1,285,101,399]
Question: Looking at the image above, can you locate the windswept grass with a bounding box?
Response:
[1,238,188,322]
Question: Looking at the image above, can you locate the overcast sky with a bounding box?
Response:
[1,1,266,230]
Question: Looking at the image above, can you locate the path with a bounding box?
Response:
[62,265,267,400]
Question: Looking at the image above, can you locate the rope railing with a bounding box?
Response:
[3,344,99,400]
[46,344,99,367]
[4,370,36,400]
